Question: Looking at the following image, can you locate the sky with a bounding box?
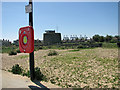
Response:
[2,2,118,42]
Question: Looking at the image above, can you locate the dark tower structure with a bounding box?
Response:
[43,30,61,45]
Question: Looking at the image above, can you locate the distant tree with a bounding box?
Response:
[99,36,105,42]
[66,39,69,43]
[13,39,19,46]
[115,35,119,38]
[93,34,100,42]
[75,37,79,41]
[80,37,85,42]
[110,38,118,43]
[105,35,112,42]
[115,35,120,41]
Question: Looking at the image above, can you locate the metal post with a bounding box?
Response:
[29,0,35,81]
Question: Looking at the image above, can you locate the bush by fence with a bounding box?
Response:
[9,50,17,55]
[16,49,21,53]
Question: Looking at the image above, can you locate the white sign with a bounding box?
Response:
[25,4,32,13]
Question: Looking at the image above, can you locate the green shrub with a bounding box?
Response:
[9,65,47,81]
[2,47,12,53]
[9,50,17,55]
[60,47,65,49]
[39,47,43,49]
[48,50,58,56]
[77,45,84,49]
[91,42,102,47]
[16,49,21,53]
[50,79,56,84]
[102,43,117,48]
[98,42,102,47]
[11,64,23,74]
[22,70,30,77]
[35,67,47,81]
[69,49,79,52]
[34,48,38,51]
[48,46,51,49]
[34,46,40,51]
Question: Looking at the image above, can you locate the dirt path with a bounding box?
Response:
[1,70,61,88]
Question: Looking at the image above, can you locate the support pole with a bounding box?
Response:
[29,0,35,81]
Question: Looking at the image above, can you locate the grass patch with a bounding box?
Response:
[2,46,18,53]
[69,49,80,52]
[19,55,28,59]
[102,43,118,48]
[96,58,118,67]
[2,47,12,53]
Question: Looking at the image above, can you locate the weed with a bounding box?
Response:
[50,79,56,84]
[98,83,102,88]
[104,85,108,88]
[16,49,21,53]
[83,86,90,89]
[77,45,84,49]
[43,56,46,58]
[56,77,59,81]
[34,67,47,81]
[39,47,43,49]
[9,50,17,55]
[69,49,79,52]
[19,55,28,59]
[10,64,23,74]
[48,50,58,56]
[22,70,30,77]
[102,43,117,48]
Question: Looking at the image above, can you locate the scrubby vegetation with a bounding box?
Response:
[39,48,118,88]
[102,43,118,48]
[69,49,80,52]
[9,50,17,55]
[9,64,47,81]
[34,67,47,81]
[22,70,30,77]
[9,64,23,74]
[1,35,120,53]
[16,49,21,53]
[48,50,58,56]
[4,48,119,88]
[2,46,13,53]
